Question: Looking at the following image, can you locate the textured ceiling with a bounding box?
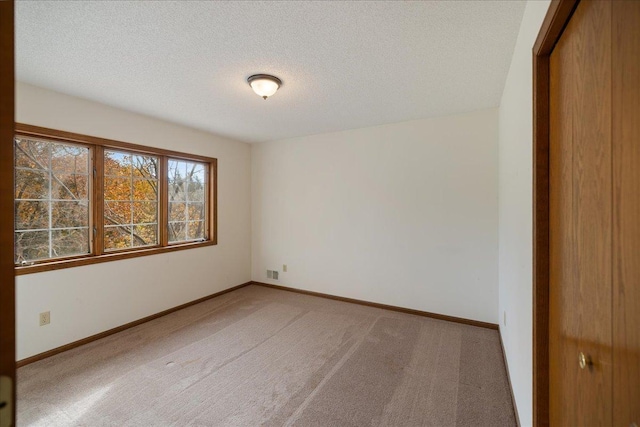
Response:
[16,1,525,143]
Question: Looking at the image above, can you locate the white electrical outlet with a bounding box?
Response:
[273,271,279,280]
[283,264,287,272]
[40,311,50,326]
[503,311,507,326]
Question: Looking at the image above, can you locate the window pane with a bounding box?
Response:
[51,144,89,174]
[169,202,186,221]
[168,222,186,242]
[132,201,157,224]
[187,164,206,202]
[104,151,131,176]
[134,179,157,201]
[187,202,205,222]
[15,230,50,264]
[104,149,159,251]
[51,228,90,258]
[168,159,187,182]
[104,226,132,250]
[168,181,186,202]
[133,224,157,247]
[187,221,205,240]
[104,201,131,226]
[15,169,49,199]
[52,174,88,200]
[187,181,206,202]
[14,138,49,169]
[15,201,49,230]
[104,177,132,201]
[168,159,208,243]
[132,155,158,179]
[51,201,89,228]
[14,136,91,263]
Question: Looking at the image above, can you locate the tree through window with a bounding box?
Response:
[104,150,159,250]
[168,159,207,243]
[14,137,90,263]
[14,124,217,273]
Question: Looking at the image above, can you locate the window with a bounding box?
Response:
[14,124,217,274]
[104,150,159,250]
[14,137,91,264]
[168,159,207,243]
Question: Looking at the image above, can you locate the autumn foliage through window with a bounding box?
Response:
[14,127,216,271]
[104,150,159,250]
[14,137,90,264]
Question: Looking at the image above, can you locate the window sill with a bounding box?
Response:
[15,240,217,276]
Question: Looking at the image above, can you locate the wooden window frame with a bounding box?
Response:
[14,124,217,276]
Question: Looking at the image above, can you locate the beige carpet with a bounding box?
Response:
[18,285,516,426]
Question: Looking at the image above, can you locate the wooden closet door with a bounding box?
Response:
[549,1,612,425]
[612,1,640,425]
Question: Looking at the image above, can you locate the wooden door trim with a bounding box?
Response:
[0,1,15,425]
[532,1,580,425]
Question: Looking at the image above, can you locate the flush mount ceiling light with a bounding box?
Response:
[247,74,282,100]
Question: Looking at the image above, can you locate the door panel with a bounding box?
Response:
[549,1,612,425]
[571,2,612,422]
[612,1,640,425]
[549,17,575,426]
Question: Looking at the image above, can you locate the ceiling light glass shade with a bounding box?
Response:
[248,74,282,99]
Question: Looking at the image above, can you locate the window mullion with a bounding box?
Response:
[94,145,104,256]
[129,158,134,248]
[48,143,53,259]
[160,156,168,247]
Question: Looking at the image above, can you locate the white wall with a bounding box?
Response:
[15,82,252,360]
[498,1,550,425]
[252,108,499,324]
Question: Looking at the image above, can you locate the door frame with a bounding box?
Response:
[532,1,579,425]
[0,1,15,426]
